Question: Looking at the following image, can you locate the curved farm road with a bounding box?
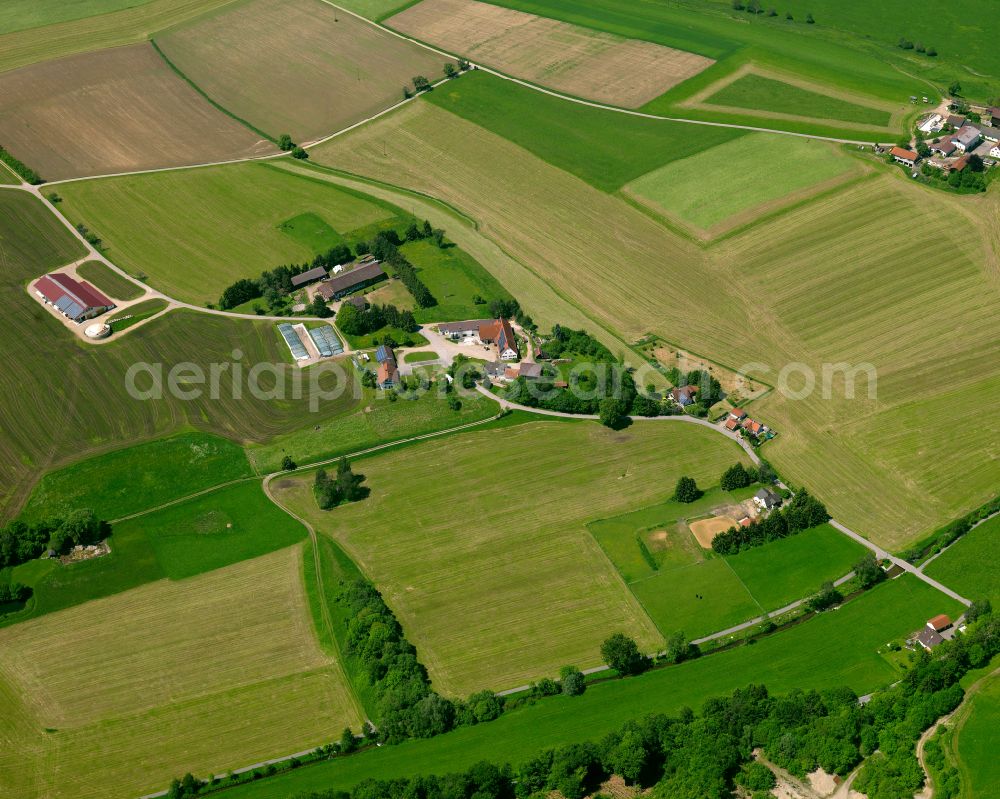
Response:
[914,664,1000,799]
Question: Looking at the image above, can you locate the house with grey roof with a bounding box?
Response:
[951,125,982,152]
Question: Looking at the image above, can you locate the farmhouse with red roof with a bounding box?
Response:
[34,273,115,323]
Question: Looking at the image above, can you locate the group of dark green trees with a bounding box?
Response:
[0,144,42,184]
[278,608,999,799]
[336,301,417,337]
[217,244,353,310]
[731,0,814,22]
[0,509,106,568]
[711,489,829,554]
[369,229,439,309]
[314,458,368,510]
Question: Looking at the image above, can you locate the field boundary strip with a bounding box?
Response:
[149,38,276,143]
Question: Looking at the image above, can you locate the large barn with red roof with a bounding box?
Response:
[34,272,115,323]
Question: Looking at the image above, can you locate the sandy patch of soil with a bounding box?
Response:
[689,516,738,548]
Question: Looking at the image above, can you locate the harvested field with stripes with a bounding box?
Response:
[0,43,272,180]
[156,0,443,141]
[0,546,362,799]
[273,421,751,695]
[387,0,713,107]
[313,97,1000,549]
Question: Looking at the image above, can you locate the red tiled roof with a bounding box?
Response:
[890,146,918,160]
[724,418,739,430]
[927,614,952,632]
[35,273,113,311]
[730,408,747,419]
[953,155,970,171]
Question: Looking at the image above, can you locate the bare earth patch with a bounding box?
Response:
[0,42,273,180]
[689,516,738,549]
[387,0,713,108]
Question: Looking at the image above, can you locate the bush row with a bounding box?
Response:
[903,494,1000,563]
[0,145,42,184]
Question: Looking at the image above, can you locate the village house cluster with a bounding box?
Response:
[723,407,774,442]
[897,105,1000,172]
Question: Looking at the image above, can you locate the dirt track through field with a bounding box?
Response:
[387,0,713,108]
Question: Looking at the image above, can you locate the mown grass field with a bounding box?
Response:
[402,238,514,321]
[312,96,1000,550]
[0,547,362,799]
[202,575,961,799]
[388,0,713,108]
[56,162,401,305]
[0,0,239,74]
[0,0,157,35]
[248,382,497,473]
[74,260,144,301]
[335,0,415,19]
[427,71,745,192]
[701,73,893,127]
[5,481,306,626]
[273,420,751,695]
[107,296,168,331]
[21,431,252,521]
[592,489,866,638]
[624,133,859,234]
[925,516,1000,606]
[0,42,272,180]
[953,672,1000,799]
[155,0,443,141]
[0,189,359,521]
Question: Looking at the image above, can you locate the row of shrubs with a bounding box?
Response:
[0,144,41,184]
[369,231,437,308]
[167,605,1000,799]
[903,494,1000,563]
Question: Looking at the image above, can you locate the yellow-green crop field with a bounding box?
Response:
[272,419,751,695]
[311,96,1000,551]
[0,546,361,799]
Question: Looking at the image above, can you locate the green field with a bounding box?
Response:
[0,0,156,34]
[703,73,892,127]
[74,260,145,301]
[22,431,252,521]
[108,297,169,331]
[402,237,515,321]
[4,481,306,625]
[333,0,416,19]
[248,383,497,473]
[954,672,1000,799]
[55,162,403,305]
[426,71,746,192]
[925,516,1000,606]
[278,211,345,252]
[271,420,751,694]
[591,490,866,637]
[402,350,439,363]
[625,133,859,232]
[203,575,962,799]
[0,188,362,521]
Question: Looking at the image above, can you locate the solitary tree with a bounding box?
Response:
[805,12,815,23]
[721,462,751,490]
[444,62,457,78]
[949,80,962,97]
[281,454,297,471]
[599,397,629,429]
[310,294,332,318]
[601,632,646,675]
[673,475,701,503]
[277,133,294,151]
[663,631,691,664]
[853,552,882,588]
[339,726,357,753]
[560,665,586,696]
[412,75,431,92]
[291,146,308,160]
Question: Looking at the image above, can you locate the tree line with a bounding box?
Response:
[217,244,353,310]
[0,509,107,568]
[336,302,417,337]
[711,489,829,554]
[369,230,438,309]
[0,144,42,184]
[259,607,999,799]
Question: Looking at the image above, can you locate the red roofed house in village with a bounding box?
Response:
[724,417,739,431]
[927,614,952,633]
[742,418,764,436]
[34,273,115,323]
[478,318,518,361]
[729,408,747,421]
[889,146,919,168]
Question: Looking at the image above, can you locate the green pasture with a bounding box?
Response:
[22,431,252,521]
[925,515,1000,606]
[4,481,305,625]
[331,0,415,19]
[625,133,858,231]
[278,211,345,252]
[401,237,514,322]
[955,673,1000,798]
[55,162,403,305]
[402,351,439,363]
[0,0,156,35]
[247,384,497,474]
[591,486,864,637]
[704,74,892,127]
[108,297,168,331]
[210,575,960,799]
[426,71,746,192]
[341,325,429,350]
[75,260,144,301]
